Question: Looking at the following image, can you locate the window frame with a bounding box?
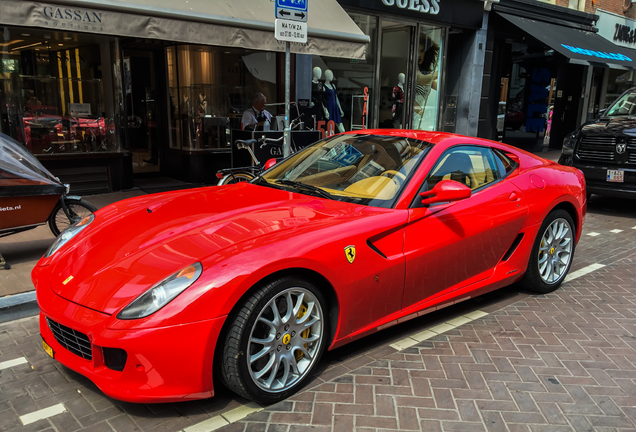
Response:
[410,144,506,208]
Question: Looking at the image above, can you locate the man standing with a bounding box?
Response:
[242,93,274,131]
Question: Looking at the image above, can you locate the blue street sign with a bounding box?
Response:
[276,0,308,22]
[276,0,307,11]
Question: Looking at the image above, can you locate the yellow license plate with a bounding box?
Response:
[42,339,54,359]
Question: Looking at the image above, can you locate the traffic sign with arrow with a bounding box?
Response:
[275,0,308,23]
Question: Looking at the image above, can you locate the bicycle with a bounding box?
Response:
[216,115,305,186]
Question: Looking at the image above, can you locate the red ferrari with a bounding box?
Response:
[33,130,586,404]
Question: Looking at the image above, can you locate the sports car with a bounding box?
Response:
[33,130,586,404]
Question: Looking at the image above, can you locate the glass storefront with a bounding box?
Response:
[1,26,119,155]
[167,45,280,151]
[412,26,444,131]
[304,12,377,134]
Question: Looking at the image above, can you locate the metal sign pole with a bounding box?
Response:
[284,41,291,158]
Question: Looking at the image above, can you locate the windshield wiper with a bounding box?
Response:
[275,180,334,200]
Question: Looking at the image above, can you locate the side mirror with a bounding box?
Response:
[264,158,277,170]
[419,180,471,206]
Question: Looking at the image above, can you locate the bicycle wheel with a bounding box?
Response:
[218,172,255,185]
[48,198,98,237]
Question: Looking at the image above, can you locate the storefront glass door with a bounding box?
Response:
[123,50,159,174]
[378,19,415,129]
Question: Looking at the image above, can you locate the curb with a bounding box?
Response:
[0,291,37,310]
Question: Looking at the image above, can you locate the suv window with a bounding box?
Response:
[606,91,636,116]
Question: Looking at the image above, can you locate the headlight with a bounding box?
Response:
[562,131,578,155]
[44,214,94,258]
[117,262,203,320]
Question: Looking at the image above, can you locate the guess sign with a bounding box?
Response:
[381,0,440,15]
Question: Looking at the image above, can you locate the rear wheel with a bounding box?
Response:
[48,198,97,237]
[519,209,575,294]
[220,277,327,403]
[218,172,255,185]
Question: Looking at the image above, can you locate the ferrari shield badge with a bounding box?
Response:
[344,245,356,264]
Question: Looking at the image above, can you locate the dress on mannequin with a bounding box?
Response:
[323,84,342,124]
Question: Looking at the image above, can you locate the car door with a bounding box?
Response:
[402,145,529,310]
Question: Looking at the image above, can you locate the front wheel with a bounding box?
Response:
[519,209,575,294]
[220,277,328,404]
[48,198,97,237]
[217,171,255,185]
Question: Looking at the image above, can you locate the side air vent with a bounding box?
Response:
[366,239,387,259]
[501,233,524,262]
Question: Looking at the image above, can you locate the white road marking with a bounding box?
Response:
[19,404,66,425]
[390,310,488,351]
[586,232,600,237]
[183,402,263,432]
[564,263,606,283]
[0,357,28,370]
[632,226,636,230]
[610,229,623,233]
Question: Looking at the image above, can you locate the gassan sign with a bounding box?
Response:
[40,4,104,31]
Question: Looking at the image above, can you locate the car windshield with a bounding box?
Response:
[260,134,433,208]
[606,90,636,116]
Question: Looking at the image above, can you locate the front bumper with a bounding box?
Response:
[37,282,226,403]
[575,163,636,198]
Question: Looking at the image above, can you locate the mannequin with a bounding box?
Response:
[392,73,405,129]
[413,33,439,130]
[310,66,328,124]
[323,69,345,133]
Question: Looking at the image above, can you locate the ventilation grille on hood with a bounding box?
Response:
[46,318,92,360]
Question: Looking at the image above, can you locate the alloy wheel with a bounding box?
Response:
[538,217,573,284]
[247,287,323,393]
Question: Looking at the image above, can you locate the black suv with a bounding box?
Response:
[559,87,636,198]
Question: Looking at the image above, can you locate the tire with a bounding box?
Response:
[48,198,98,237]
[519,209,575,294]
[220,276,328,404]
[217,172,255,186]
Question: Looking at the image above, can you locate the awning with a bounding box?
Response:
[498,12,636,70]
[0,0,369,59]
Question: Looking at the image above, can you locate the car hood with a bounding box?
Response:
[580,116,636,137]
[48,183,376,314]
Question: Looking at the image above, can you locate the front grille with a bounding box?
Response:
[103,348,127,372]
[576,137,616,163]
[46,318,92,360]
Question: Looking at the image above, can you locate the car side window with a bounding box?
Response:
[424,146,502,192]
[492,149,516,176]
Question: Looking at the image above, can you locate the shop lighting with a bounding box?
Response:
[58,43,64,46]
[0,40,24,47]
[21,34,31,37]
[9,42,43,51]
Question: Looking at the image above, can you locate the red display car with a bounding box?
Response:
[32,130,586,404]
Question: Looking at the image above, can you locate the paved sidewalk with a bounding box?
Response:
[220,257,636,432]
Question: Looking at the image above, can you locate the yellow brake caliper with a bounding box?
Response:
[295,304,311,362]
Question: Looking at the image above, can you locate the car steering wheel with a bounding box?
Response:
[381,170,407,183]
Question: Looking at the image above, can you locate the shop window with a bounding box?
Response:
[413,26,444,131]
[303,12,377,133]
[0,27,117,155]
[379,19,415,130]
[167,45,279,150]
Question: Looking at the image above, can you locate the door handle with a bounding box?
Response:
[509,192,521,202]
